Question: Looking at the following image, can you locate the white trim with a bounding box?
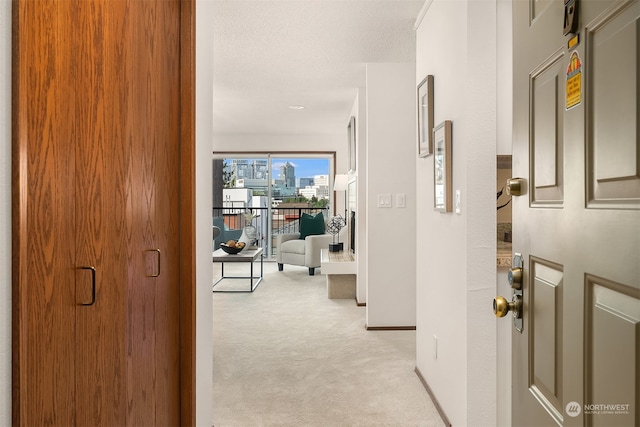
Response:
[414,0,434,30]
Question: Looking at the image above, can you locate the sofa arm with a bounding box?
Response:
[276,233,300,245]
[276,233,300,263]
[304,234,333,268]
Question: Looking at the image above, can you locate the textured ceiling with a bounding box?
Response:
[213,0,424,136]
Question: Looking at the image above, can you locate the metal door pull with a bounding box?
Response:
[146,249,161,277]
[78,266,96,306]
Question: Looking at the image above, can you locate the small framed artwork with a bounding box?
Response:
[417,75,434,157]
[433,120,452,212]
[348,116,356,173]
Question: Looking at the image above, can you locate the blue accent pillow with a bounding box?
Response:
[299,212,325,240]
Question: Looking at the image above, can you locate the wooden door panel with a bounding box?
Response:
[14,0,194,424]
[126,0,156,422]
[74,0,129,423]
[14,0,184,425]
[13,0,77,424]
[152,0,182,421]
[126,0,182,424]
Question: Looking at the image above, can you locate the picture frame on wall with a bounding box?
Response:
[348,116,356,173]
[433,120,452,212]
[417,75,434,157]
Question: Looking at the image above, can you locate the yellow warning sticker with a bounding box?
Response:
[566,51,582,109]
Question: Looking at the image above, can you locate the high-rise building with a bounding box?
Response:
[230,159,269,184]
[314,174,329,186]
[279,161,295,188]
[298,177,314,188]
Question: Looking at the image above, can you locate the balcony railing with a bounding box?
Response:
[212,206,329,257]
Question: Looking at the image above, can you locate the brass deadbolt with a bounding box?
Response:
[509,267,523,290]
[506,178,525,196]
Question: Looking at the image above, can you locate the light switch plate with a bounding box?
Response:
[455,190,461,214]
[377,193,392,208]
[397,193,406,208]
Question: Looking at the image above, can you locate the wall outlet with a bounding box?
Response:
[433,334,438,359]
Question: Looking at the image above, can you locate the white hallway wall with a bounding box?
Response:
[415,0,497,426]
[365,63,417,328]
[197,0,215,424]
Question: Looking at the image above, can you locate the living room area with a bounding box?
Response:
[202,0,504,425]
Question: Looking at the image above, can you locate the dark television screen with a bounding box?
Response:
[350,210,355,254]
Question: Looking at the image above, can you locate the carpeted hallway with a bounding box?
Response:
[212,261,443,426]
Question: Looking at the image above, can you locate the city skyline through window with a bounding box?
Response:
[214,154,334,257]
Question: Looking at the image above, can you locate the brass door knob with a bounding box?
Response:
[493,295,522,318]
[506,178,525,196]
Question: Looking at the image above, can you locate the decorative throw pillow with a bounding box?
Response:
[299,212,325,240]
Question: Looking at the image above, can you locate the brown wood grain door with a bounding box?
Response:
[12,0,78,424]
[125,0,182,423]
[13,0,188,425]
[73,0,129,424]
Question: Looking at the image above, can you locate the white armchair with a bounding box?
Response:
[276,232,333,276]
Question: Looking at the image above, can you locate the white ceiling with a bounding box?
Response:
[212,0,424,136]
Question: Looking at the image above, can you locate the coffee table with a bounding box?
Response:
[212,247,264,292]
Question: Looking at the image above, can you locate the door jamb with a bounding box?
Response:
[179,0,196,423]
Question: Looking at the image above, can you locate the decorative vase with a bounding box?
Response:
[239,224,258,247]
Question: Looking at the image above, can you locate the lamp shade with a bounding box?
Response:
[333,174,349,191]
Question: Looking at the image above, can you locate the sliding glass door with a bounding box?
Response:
[213,153,334,258]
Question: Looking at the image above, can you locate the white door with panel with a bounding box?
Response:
[501,0,640,425]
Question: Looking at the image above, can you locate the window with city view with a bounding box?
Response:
[213,154,333,257]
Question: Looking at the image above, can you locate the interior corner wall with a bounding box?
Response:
[365,63,417,328]
[415,0,497,425]
[1,0,11,423]
[196,0,215,424]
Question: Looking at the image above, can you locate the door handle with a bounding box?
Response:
[493,253,524,332]
[145,249,161,277]
[493,295,522,318]
[78,266,96,306]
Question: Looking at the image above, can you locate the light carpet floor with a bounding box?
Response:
[212,261,443,427]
